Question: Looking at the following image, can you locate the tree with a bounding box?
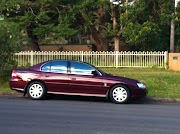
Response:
[65,0,110,51]
[109,0,128,51]
[175,1,180,51]
[62,0,125,51]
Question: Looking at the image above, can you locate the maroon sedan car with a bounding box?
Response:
[10,60,147,104]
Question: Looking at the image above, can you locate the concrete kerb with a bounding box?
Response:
[140,97,180,104]
[1,92,180,104]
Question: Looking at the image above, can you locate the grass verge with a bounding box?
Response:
[0,75,13,94]
[0,68,180,98]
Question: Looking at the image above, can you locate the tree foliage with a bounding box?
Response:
[0,0,78,51]
[0,0,179,51]
[122,0,176,51]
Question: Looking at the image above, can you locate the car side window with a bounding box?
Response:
[41,62,51,72]
[41,61,67,73]
[70,61,95,75]
[51,61,67,73]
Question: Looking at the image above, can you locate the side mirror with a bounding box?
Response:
[91,70,99,76]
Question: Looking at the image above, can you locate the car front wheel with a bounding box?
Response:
[27,81,46,100]
[110,84,130,104]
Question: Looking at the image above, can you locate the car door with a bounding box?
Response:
[68,61,106,96]
[41,60,69,93]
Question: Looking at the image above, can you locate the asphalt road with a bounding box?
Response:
[0,96,180,134]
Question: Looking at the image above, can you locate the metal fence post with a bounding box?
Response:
[81,51,84,62]
[30,51,34,66]
[115,51,118,68]
[164,51,169,69]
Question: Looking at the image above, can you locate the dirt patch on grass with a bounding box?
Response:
[0,91,22,97]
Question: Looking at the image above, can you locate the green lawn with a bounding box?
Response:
[101,68,180,98]
[1,68,180,98]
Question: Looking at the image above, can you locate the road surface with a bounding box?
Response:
[0,96,180,134]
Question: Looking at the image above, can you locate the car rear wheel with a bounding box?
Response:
[109,84,130,104]
[27,81,46,100]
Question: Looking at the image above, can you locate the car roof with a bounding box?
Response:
[30,60,93,71]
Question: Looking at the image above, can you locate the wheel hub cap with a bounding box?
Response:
[112,87,127,102]
[29,84,43,98]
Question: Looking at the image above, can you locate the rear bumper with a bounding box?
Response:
[9,78,27,92]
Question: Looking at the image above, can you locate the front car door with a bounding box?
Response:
[68,61,107,97]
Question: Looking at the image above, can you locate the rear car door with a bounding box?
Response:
[41,60,69,93]
[68,61,106,96]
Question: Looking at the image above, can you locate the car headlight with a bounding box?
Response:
[137,82,146,89]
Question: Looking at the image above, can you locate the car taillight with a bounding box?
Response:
[12,70,18,78]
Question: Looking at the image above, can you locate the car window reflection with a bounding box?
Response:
[51,61,67,73]
[41,61,67,73]
[70,61,95,75]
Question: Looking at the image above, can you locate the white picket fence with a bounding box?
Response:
[13,51,168,69]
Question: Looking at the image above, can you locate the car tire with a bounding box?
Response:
[27,81,46,100]
[109,84,130,104]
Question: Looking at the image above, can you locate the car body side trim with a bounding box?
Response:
[47,91,106,97]
[12,88,24,91]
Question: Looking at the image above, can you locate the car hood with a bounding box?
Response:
[103,73,139,83]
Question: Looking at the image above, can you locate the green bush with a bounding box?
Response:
[0,21,20,76]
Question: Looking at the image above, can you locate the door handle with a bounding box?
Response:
[71,78,76,80]
[45,75,50,77]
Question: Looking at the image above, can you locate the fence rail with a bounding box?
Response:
[13,51,168,69]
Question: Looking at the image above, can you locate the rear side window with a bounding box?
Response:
[41,61,67,73]
[41,62,51,72]
[70,61,95,75]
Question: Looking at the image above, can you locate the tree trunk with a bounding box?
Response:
[114,36,119,51]
[0,65,3,76]
[170,13,175,52]
[110,2,120,51]
[81,12,108,51]
[89,25,108,51]
[26,23,41,51]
